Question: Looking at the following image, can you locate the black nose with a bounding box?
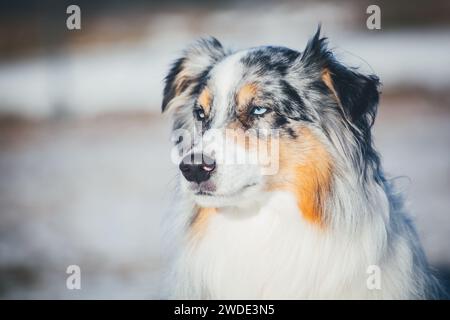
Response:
[179,153,216,183]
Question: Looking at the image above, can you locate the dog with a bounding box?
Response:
[161,28,443,299]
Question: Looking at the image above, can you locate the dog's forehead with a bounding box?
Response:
[204,50,249,126]
[207,46,300,97]
[208,50,249,97]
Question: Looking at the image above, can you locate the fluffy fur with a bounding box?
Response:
[161,28,444,299]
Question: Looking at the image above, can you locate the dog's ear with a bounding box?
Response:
[301,27,380,127]
[162,37,227,113]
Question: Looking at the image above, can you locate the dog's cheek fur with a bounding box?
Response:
[266,126,333,225]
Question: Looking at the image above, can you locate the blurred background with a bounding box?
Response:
[0,0,449,298]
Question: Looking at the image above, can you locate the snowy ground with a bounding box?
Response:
[0,95,449,299]
[0,115,174,298]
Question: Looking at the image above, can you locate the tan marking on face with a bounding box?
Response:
[267,127,332,226]
[190,207,216,238]
[198,88,212,115]
[236,83,258,112]
[322,69,342,107]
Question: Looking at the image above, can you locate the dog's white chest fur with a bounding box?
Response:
[170,191,404,299]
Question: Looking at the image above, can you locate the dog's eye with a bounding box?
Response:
[250,106,268,116]
[194,108,206,121]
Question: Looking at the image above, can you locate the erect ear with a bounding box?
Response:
[162,37,227,113]
[301,27,380,127]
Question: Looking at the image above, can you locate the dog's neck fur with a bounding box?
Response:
[166,152,442,299]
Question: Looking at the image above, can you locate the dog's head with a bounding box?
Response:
[162,28,380,222]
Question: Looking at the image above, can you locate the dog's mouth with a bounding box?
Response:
[194,183,258,198]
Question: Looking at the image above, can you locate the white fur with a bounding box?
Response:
[209,50,247,127]
[165,172,438,299]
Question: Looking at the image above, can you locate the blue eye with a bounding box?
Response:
[251,106,268,116]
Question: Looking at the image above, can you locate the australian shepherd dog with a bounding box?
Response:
[161,28,443,299]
